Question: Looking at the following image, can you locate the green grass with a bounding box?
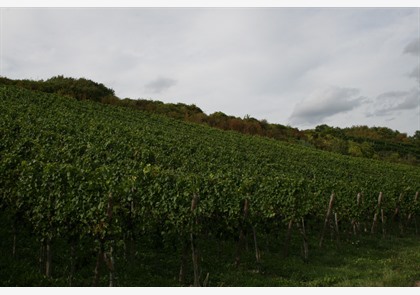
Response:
[1,215,419,287]
[114,233,420,287]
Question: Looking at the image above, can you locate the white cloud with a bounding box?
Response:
[1,7,419,135]
[408,65,419,82]
[144,77,177,93]
[404,38,419,56]
[289,86,366,125]
[368,88,419,117]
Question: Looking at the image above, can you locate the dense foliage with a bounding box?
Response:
[1,76,418,165]
[0,76,115,102]
[0,84,419,286]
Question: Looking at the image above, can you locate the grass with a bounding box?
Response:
[1,214,419,287]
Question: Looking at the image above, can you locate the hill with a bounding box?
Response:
[1,76,419,165]
[0,83,419,286]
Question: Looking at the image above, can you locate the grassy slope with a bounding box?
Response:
[1,86,420,286]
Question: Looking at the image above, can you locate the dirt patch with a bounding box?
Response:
[414,281,420,287]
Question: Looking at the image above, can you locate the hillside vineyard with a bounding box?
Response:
[1,85,419,286]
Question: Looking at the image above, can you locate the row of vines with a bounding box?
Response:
[1,86,419,286]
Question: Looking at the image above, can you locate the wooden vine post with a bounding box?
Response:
[252,225,261,271]
[282,219,293,258]
[235,198,249,267]
[416,191,418,235]
[393,193,403,235]
[105,247,116,287]
[92,192,116,287]
[124,199,135,261]
[12,220,17,258]
[190,194,200,287]
[39,242,45,275]
[407,192,418,235]
[371,192,383,235]
[334,212,340,246]
[92,241,104,287]
[45,238,52,278]
[297,217,309,263]
[69,239,76,287]
[319,193,335,248]
[107,193,116,287]
[351,193,361,236]
[39,238,53,278]
[178,239,189,284]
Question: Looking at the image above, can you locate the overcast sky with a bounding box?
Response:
[1,7,419,135]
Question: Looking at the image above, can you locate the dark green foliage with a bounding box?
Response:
[2,75,418,165]
[0,75,115,102]
[1,83,420,286]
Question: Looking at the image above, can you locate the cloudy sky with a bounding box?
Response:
[1,7,419,135]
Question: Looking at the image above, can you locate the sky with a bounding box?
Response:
[1,6,420,135]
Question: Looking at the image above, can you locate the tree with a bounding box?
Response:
[348,141,363,157]
[414,130,420,141]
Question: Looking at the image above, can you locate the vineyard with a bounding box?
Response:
[0,85,419,286]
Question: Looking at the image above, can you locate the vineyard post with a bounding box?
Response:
[407,192,418,235]
[45,238,52,278]
[69,239,76,287]
[416,209,418,235]
[351,193,361,236]
[297,217,309,263]
[252,225,261,271]
[334,212,340,246]
[92,193,116,287]
[125,199,135,261]
[92,241,104,287]
[39,242,45,275]
[190,194,200,287]
[415,192,418,235]
[12,220,17,258]
[235,198,249,267]
[360,193,368,233]
[393,193,403,236]
[319,193,335,248]
[178,239,189,284]
[381,208,386,238]
[263,230,271,254]
[393,193,401,221]
[38,237,52,278]
[106,193,116,287]
[371,192,383,235]
[282,219,293,258]
[106,245,115,287]
[202,272,210,287]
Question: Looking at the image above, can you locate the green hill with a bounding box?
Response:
[2,76,419,165]
[1,84,419,286]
